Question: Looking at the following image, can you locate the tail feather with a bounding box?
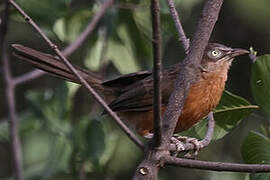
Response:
[12,44,103,86]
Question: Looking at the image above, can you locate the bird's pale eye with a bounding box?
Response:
[208,49,222,59]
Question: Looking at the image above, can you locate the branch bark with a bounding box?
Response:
[0,1,23,179]
[152,0,162,148]
[160,0,223,149]
[165,156,270,172]
[134,0,223,179]
[132,1,163,179]
[9,0,144,150]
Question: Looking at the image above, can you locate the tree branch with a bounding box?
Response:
[132,1,163,179]
[0,1,23,179]
[165,156,270,172]
[160,0,223,149]
[152,0,162,148]
[13,0,114,85]
[9,0,144,150]
[166,0,189,53]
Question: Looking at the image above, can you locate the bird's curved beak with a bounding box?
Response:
[230,48,250,58]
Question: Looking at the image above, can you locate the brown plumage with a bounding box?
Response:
[12,43,248,137]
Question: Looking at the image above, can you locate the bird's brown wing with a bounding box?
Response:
[108,66,178,112]
[102,71,152,89]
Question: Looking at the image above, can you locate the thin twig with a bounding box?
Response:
[9,0,144,150]
[151,0,162,147]
[0,1,23,180]
[167,0,189,53]
[200,111,215,147]
[13,0,114,85]
[165,156,270,172]
[13,69,45,85]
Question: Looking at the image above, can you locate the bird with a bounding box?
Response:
[12,43,249,138]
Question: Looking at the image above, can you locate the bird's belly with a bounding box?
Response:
[119,77,226,136]
[175,77,225,132]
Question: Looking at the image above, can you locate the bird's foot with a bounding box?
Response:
[170,136,202,158]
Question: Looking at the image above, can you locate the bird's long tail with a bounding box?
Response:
[12,44,104,89]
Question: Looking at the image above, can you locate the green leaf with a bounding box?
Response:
[132,3,152,40]
[241,131,270,180]
[251,55,270,118]
[106,32,140,74]
[84,28,107,71]
[23,131,72,180]
[250,173,270,180]
[182,91,258,140]
[25,83,73,136]
[53,10,93,43]
[242,131,270,164]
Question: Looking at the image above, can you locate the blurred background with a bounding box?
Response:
[0,0,270,179]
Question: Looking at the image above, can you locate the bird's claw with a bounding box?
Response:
[170,136,203,157]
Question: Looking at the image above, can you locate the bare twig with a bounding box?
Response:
[165,156,270,172]
[9,0,144,150]
[13,69,45,85]
[151,0,162,147]
[13,0,114,85]
[0,1,23,179]
[167,0,189,53]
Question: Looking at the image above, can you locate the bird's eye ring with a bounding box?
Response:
[208,49,222,59]
[211,50,220,57]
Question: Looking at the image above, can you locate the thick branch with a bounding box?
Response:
[165,156,270,172]
[133,1,163,179]
[9,0,144,150]
[167,0,189,53]
[13,0,114,85]
[160,0,224,149]
[0,1,23,179]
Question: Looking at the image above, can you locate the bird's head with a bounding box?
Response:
[201,43,249,73]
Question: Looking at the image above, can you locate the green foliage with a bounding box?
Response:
[241,131,270,180]
[250,55,270,117]
[241,55,270,180]
[14,0,72,27]
[181,90,258,140]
